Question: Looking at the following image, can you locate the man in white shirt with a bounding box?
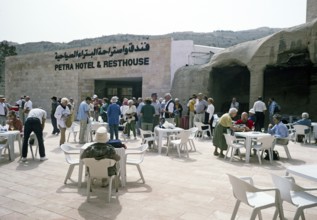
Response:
[21,108,47,162]
[16,96,25,124]
[23,96,33,120]
[163,93,175,124]
[0,95,8,126]
[253,96,267,131]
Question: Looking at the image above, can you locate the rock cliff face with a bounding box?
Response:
[171,19,317,120]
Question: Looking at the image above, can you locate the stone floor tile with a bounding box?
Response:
[0,212,33,220]
[0,120,316,219]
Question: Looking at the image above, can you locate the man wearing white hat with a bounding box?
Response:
[163,93,175,124]
[94,127,109,143]
[81,127,120,176]
[248,108,256,123]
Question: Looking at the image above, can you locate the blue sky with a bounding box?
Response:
[0,0,307,44]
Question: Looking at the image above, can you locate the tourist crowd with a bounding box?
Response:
[0,92,312,162]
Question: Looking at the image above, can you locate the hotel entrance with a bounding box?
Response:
[95,77,142,101]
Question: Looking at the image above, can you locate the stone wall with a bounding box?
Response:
[171,64,211,114]
[5,38,173,116]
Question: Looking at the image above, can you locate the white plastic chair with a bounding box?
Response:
[60,144,80,184]
[252,136,275,164]
[0,137,9,160]
[227,173,284,220]
[167,130,192,158]
[188,127,198,151]
[274,137,292,159]
[271,174,317,220]
[139,128,156,148]
[194,122,212,139]
[67,123,79,143]
[223,134,245,162]
[125,143,149,183]
[82,158,119,202]
[293,125,310,143]
[89,123,104,142]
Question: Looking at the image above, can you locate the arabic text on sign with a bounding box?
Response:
[54,42,150,61]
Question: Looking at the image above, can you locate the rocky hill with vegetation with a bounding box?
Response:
[11,27,281,55]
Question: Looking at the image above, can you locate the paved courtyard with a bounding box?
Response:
[0,120,317,220]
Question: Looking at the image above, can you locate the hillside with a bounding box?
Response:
[12,27,281,55]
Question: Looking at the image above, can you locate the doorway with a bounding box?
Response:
[95,77,142,101]
[211,65,250,115]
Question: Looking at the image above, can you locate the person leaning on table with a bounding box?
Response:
[267,114,289,145]
[213,108,239,158]
[21,108,47,162]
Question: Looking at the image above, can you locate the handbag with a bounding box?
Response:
[23,108,30,114]
[65,112,73,128]
[264,150,280,160]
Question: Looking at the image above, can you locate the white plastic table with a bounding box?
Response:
[154,126,183,154]
[87,122,108,142]
[78,142,126,188]
[234,132,271,163]
[0,130,21,161]
[286,164,317,182]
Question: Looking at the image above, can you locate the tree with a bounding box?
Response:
[0,41,17,65]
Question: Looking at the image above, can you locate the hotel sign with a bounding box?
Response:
[54,42,150,71]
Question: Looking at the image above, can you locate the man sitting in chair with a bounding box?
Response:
[235,112,254,132]
[268,114,289,145]
[81,127,120,177]
[292,112,311,142]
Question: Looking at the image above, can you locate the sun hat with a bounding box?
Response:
[95,127,109,143]
[249,108,255,114]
